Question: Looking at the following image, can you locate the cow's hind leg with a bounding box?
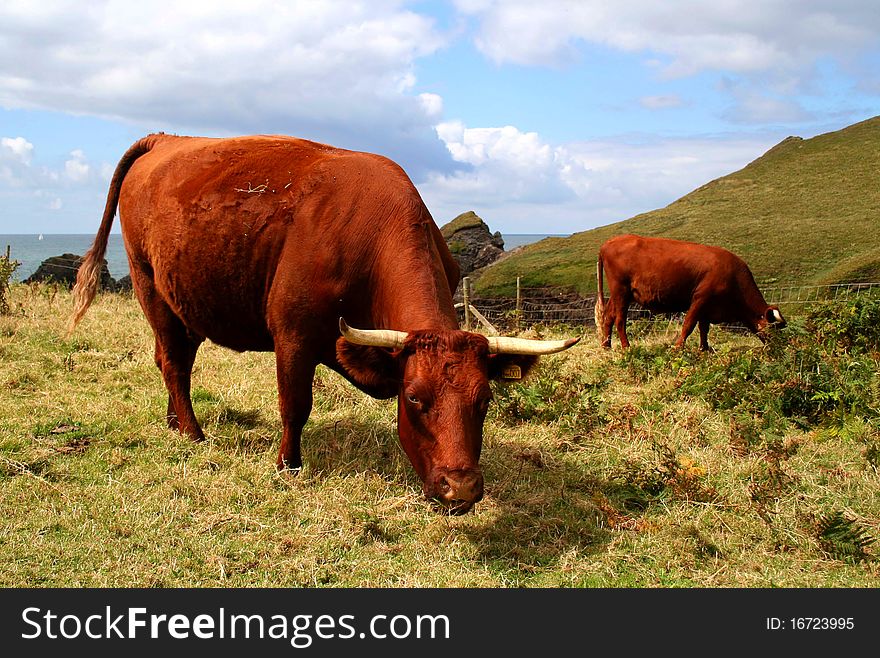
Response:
[615,302,631,349]
[152,314,205,441]
[131,266,205,440]
[608,291,631,349]
[159,331,203,435]
[274,339,317,472]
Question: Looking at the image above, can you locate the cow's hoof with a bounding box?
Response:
[277,463,302,477]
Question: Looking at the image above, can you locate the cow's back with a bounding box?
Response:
[600,234,743,313]
[118,134,430,352]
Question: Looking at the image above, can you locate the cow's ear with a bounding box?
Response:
[765,306,785,325]
[335,339,400,399]
[487,354,540,383]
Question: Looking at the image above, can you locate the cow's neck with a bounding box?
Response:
[369,225,460,333]
[739,273,771,317]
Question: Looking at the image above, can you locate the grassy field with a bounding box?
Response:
[476,115,880,296]
[1,283,878,587]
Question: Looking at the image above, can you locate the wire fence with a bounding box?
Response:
[763,282,880,307]
[454,278,880,333]
[9,246,880,333]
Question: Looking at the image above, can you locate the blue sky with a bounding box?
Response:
[1,0,878,235]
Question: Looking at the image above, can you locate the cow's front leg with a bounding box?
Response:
[675,305,702,349]
[698,319,713,352]
[274,343,317,473]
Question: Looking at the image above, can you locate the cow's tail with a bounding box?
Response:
[68,135,159,336]
[594,256,607,343]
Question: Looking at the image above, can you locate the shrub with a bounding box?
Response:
[805,289,880,353]
[0,245,21,315]
[611,441,718,505]
[491,355,607,430]
[678,319,879,427]
[617,344,700,383]
[447,240,465,255]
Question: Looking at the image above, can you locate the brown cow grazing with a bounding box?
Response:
[69,133,579,514]
[595,234,786,351]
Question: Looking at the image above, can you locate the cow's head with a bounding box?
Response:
[336,319,580,514]
[756,305,787,337]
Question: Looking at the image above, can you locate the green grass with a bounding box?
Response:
[475,116,880,296]
[1,284,879,587]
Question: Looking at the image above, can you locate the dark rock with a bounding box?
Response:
[115,274,133,293]
[439,211,505,278]
[24,253,116,291]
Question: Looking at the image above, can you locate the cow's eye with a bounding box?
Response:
[406,391,429,411]
[403,381,431,412]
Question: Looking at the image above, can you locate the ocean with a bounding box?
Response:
[502,234,568,250]
[1,233,569,283]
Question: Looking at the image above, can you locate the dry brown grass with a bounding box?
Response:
[1,284,878,587]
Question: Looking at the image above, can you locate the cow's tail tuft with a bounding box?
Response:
[68,135,157,337]
[594,257,607,344]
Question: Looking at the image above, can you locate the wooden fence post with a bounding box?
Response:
[515,276,522,331]
[462,276,471,330]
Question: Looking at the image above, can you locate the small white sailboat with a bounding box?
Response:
[38,233,43,240]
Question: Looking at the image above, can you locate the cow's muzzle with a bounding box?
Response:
[426,468,484,515]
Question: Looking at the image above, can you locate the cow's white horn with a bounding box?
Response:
[338,318,408,349]
[486,335,581,355]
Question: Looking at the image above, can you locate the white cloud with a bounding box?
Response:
[457,1,880,74]
[0,1,454,176]
[1,136,34,164]
[455,1,880,123]
[431,122,570,207]
[0,135,35,186]
[1,136,106,233]
[421,120,779,232]
[437,121,553,169]
[1,139,96,186]
[64,149,90,182]
[418,92,444,118]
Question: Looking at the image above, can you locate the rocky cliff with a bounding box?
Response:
[439,211,505,277]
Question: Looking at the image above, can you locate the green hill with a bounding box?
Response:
[474,116,880,297]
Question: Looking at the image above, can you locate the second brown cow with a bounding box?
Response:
[595,234,786,351]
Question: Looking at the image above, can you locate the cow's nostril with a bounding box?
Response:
[433,470,483,506]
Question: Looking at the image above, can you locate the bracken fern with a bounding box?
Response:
[815,511,875,564]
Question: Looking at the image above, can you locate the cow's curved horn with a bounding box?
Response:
[486,335,581,355]
[338,318,408,349]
